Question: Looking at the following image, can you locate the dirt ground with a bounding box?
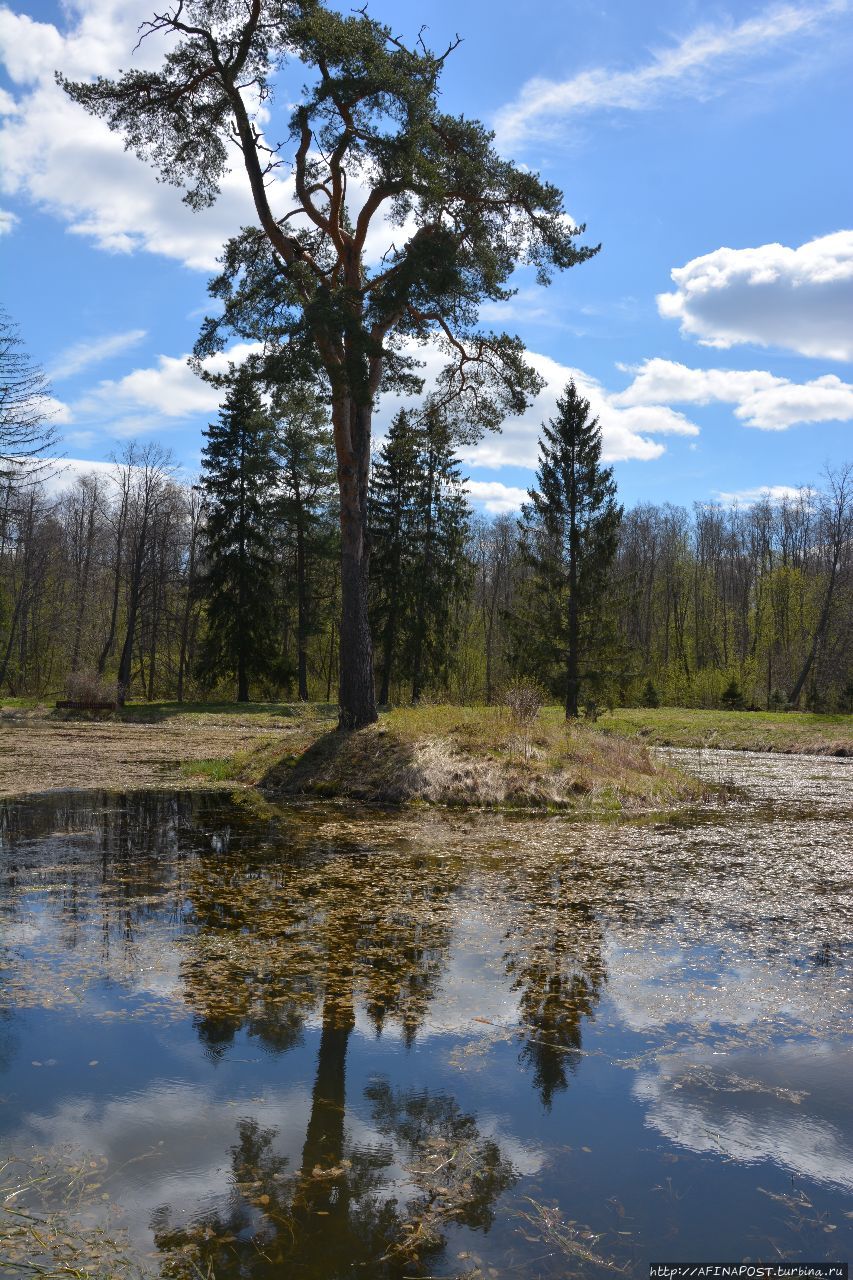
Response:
[0,709,287,797]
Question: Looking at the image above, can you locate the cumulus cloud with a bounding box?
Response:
[0,2,300,270]
[714,484,806,505]
[0,206,17,234]
[657,231,853,361]
[465,480,529,514]
[458,352,698,471]
[616,357,853,429]
[53,341,259,446]
[372,343,697,469]
[494,1,848,147]
[50,328,147,380]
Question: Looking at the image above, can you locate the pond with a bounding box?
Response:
[0,751,851,1278]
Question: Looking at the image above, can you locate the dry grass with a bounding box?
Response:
[261,704,705,811]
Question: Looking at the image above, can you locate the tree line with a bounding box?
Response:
[1,0,849,719]
[0,383,849,712]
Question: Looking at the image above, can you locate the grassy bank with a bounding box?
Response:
[202,704,705,811]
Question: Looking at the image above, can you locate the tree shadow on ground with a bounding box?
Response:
[260,726,419,802]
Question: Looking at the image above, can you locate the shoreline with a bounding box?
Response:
[0,702,849,804]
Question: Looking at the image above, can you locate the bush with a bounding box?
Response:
[64,668,117,705]
[503,678,545,760]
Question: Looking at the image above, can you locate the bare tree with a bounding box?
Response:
[789,463,852,707]
[0,307,60,479]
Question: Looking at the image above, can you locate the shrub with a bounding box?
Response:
[503,678,545,761]
[64,668,117,705]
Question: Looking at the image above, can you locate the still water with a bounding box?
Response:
[0,751,851,1278]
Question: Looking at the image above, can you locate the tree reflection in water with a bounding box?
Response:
[154,806,517,1276]
[502,860,605,1108]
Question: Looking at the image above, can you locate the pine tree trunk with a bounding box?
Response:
[335,398,377,730]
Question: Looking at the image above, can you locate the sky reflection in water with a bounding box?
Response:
[0,754,851,1277]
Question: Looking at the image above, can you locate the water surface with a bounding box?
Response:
[1,752,851,1277]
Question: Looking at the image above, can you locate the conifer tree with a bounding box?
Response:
[369,411,420,706]
[370,408,470,703]
[62,1,597,728]
[407,409,470,704]
[197,366,279,702]
[518,381,622,718]
[274,387,337,701]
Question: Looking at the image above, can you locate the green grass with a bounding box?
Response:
[595,706,853,754]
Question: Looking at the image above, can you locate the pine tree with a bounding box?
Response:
[197,367,279,702]
[518,381,622,718]
[274,387,337,702]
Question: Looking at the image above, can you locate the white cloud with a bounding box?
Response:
[372,343,697,470]
[459,352,698,471]
[41,394,74,424]
[0,205,17,234]
[714,484,805,505]
[75,342,258,425]
[465,480,529,514]
[49,328,147,380]
[494,1,848,147]
[0,2,298,271]
[657,231,853,361]
[616,357,853,429]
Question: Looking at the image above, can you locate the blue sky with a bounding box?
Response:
[0,0,851,512]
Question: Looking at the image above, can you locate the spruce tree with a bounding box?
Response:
[518,381,622,718]
[274,387,337,702]
[370,409,470,704]
[197,366,279,702]
[369,411,420,706]
[407,409,471,704]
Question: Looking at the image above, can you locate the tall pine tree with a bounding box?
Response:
[197,366,279,702]
[517,381,622,718]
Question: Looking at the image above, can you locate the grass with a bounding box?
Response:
[254,704,708,811]
[595,706,853,755]
[4,696,847,805]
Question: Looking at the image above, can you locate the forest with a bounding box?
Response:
[1,413,849,714]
